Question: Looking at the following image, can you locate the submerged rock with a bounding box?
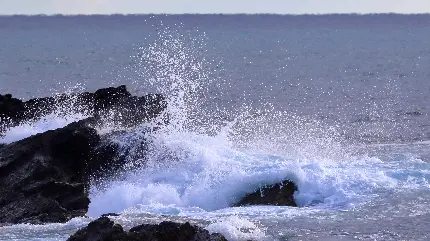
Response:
[67,217,227,241]
[235,180,297,207]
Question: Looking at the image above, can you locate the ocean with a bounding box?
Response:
[0,14,430,240]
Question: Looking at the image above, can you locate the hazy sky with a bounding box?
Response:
[0,0,429,15]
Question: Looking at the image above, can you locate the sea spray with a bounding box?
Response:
[86,24,402,222]
[0,84,91,144]
[0,23,424,241]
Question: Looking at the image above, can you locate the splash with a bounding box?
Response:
[0,85,91,144]
[86,23,424,224]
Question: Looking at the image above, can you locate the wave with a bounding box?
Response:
[86,25,429,219]
[1,22,429,241]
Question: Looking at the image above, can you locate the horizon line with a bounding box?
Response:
[1,12,430,17]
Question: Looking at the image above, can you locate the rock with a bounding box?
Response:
[67,217,129,241]
[235,180,297,207]
[0,93,55,128]
[67,85,165,128]
[128,221,227,241]
[0,118,100,224]
[67,217,227,241]
[0,86,167,224]
[0,93,25,130]
[1,85,166,132]
[90,88,166,127]
[101,213,120,217]
[23,96,56,120]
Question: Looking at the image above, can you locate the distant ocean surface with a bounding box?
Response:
[1,14,430,240]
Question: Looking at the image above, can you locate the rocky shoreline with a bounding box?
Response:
[67,217,227,241]
[0,86,298,240]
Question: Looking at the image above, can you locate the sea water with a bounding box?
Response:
[0,14,430,240]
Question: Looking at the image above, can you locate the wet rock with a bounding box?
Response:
[0,93,55,128]
[68,85,165,127]
[235,180,297,207]
[67,217,129,241]
[86,136,132,181]
[0,86,167,224]
[0,118,100,224]
[101,213,120,217]
[0,93,25,130]
[67,217,227,241]
[130,221,228,241]
[91,90,166,127]
[0,85,166,132]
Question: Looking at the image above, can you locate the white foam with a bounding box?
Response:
[0,216,91,241]
[3,21,430,241]
[206,216,270,241]
[88,127,429,218]
[0,112,88,144]
[88,25,430,223]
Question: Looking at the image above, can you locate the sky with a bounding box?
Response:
[0,0,429,15]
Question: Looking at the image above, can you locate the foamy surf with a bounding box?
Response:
[87,127,429,215]
[0,112,88,144]
[1,19,430,241]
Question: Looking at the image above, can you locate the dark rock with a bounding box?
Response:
[129,221,227,241]
[0,93,57,129]
[0,93,25,128]
[74,85,166,128]
[101,213,120,217]
[67,217,129,241]
[0,86,167,224]
[0,118,100,224]
[93,85,131,110]
[23,96,56,120]
[235,180,297,207]
[67,217,227,241]
[87,126,155,180]
[1,85,166,133]
[86,138,129,181]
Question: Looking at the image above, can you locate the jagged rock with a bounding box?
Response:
[67,217,227,241]
[0,86,167,224]
[78,85,166,127]
[67,217,130,241]
[0,93,55,129]
[0,118,99,224]
[0,85,166,132]
[235,180,297,207]
[0,93,25,133]
[0,93,25,121]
